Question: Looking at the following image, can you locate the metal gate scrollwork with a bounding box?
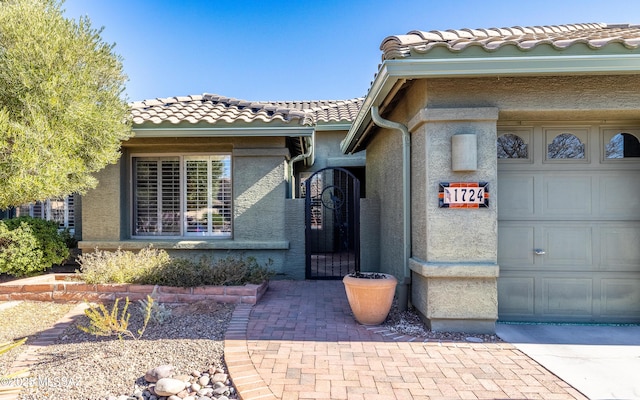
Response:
[305,167,360,279]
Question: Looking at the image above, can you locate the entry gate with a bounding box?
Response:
[305,167,360,279]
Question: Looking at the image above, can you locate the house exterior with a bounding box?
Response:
[77,94,367,281]
[342,22,640,332]
[8,22,640,333]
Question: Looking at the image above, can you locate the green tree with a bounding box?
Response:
[0,0,132,208]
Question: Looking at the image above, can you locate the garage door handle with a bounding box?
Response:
[534,248,546,255]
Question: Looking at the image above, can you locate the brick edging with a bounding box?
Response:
[1,303,89,400]
[0,275,270,305]
[224,305,277,400]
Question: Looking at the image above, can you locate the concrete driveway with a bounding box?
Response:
[496,323,640,400]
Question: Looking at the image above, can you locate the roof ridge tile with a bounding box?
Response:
[381,22,640,60]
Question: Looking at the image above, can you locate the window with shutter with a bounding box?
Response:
[133,154,231,238]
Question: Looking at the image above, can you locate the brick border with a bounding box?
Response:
[0,274,269,305]
[224,305,277,400]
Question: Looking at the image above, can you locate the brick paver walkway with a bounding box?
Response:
[224,280,587,400]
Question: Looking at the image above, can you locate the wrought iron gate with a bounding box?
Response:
[305,167,360,279]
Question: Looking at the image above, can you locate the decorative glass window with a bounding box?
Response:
[547,133,585,159]
[133,155,231,238]
[16,196,75,233]
[605,132,640,159]
[497,133,528,159]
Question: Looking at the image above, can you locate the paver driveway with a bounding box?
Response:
[224,280,587,400]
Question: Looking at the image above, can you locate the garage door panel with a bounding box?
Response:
[498,175,535,219]
[498,225,534,266]
[544,226,592,268]
[599,174,640,218]
[543,176,592,217]
[543,278,593,316]
[601,278,640,317]
[599,226,640,271]
[498,124,640,323]
[498,277,534,316]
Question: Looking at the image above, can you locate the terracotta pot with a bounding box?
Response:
[343,273,398,325]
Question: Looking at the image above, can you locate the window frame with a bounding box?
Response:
[497,128,533,163]
[601,128,640,163]
[16,195,75,233]
[131,153,232,239]
[543,128,590,163]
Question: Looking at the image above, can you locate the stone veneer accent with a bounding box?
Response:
[0,274,269,305]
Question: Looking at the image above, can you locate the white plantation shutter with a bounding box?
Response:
[185,155,232,237]
[133,155,231,237]
[160,160,181,234]
[15,196,75,232]
[134,157,181,236]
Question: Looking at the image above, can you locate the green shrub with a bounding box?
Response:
[205,254,275,286]
[0,216,69,276]
[136,257,208,288]
[0,221,46,276]
[76,247,275,287]
[78,246,171,284]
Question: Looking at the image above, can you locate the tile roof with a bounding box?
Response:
[381,23,640,60]
[130,94,363,126]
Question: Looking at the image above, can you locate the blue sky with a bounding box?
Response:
[63,0,640,102]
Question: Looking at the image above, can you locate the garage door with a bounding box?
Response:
[498,125,640,323]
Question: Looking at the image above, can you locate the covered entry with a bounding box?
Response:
[304,167,360,279]
[498,125,640,323]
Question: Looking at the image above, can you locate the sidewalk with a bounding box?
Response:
[224,280,587,400]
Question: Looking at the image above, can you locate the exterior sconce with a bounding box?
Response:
[451,133,477,171]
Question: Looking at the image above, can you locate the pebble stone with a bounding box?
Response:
[114,364,237,400]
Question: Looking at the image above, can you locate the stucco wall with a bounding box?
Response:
[425,75,640,120]
[79,136,294,276]
[363,73,640,332]
[365,119,407,281]
[284,199,305,280]
[81,160,121,241]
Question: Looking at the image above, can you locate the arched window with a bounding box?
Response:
[605,133,640,159]
[497,133,528,159]
[547,133,585,159]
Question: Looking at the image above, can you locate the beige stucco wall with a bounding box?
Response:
[364,74,640,333]
[425,75,640,121]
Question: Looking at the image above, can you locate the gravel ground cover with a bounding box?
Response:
[1,291,502,399]
[0,301,76,375]
[15,301,234,400]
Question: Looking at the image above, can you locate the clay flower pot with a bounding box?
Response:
[343,272,398,325]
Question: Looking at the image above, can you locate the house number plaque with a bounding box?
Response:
[439,182,489,208]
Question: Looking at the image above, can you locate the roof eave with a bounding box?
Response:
[341,52,640,154]
[132,125,315,139]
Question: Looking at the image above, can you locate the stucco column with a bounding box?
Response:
[408,107,499,334]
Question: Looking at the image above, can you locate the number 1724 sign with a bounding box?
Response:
[439,182,489,208]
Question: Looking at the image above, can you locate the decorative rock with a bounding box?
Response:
[211,373,228,383]
[167,396,181,400]
[466,336,484,343]
[190,382,201,392]
[173,374,191,383]
[154,378,187,396]
[191,370,202,377]
[198,375,210,387]
[213,386,229,396]
[198,387,214,396]
[144,365,175,383]
[213,381,225,389]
